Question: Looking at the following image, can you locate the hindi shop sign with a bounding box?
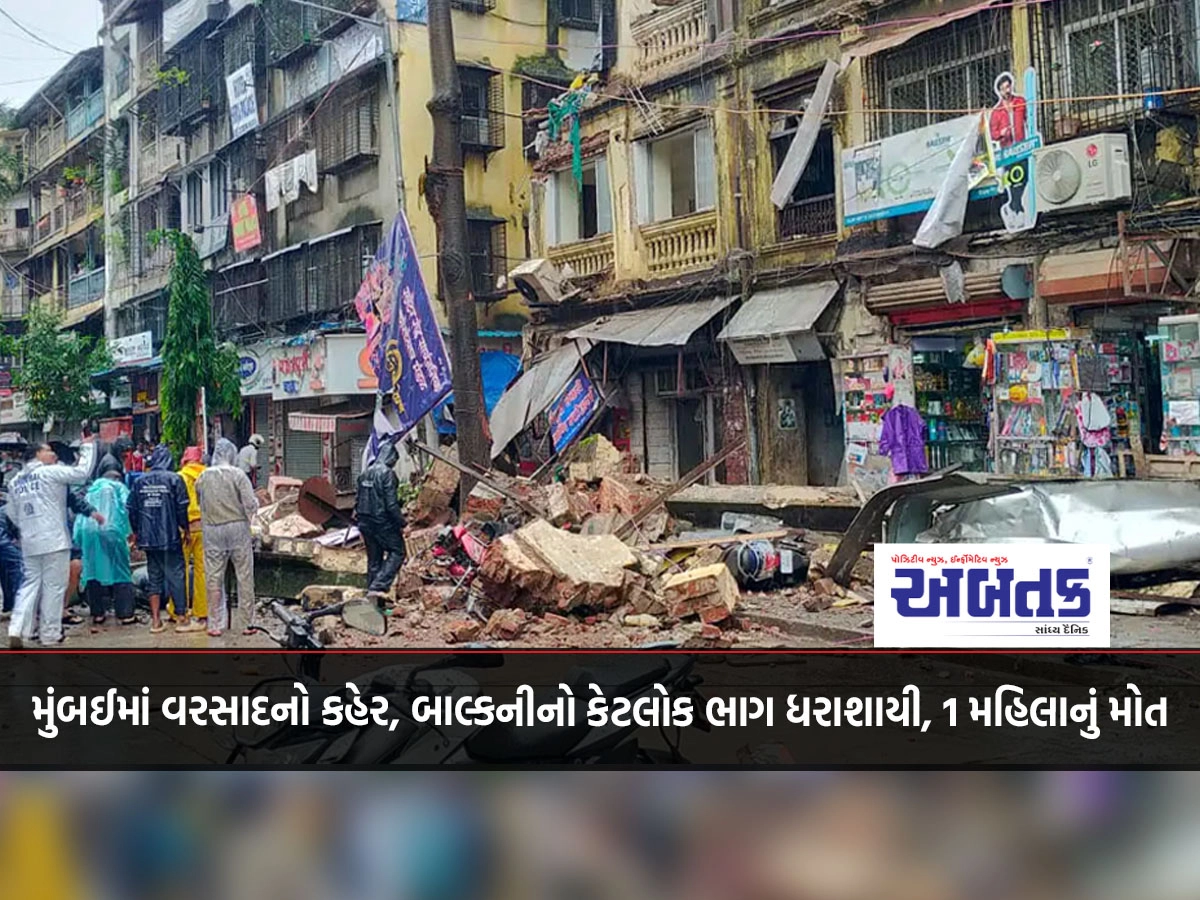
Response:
[547,368,601,453]
[873,543,1110,648]
[272,334,375,400]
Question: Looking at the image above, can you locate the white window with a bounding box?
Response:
[185,172,203,231]
[209,160,229,219]
[634,123,715,225]
[543,155,612,246]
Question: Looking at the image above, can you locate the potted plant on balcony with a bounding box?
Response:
[61,166,88,189]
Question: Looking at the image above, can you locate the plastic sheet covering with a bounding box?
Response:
[917,480,1200,574]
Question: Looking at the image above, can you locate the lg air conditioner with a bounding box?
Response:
[1033,134,1132,214]
[509,258,575,305]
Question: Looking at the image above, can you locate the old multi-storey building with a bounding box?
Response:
[518,0,1200,485]
[96,0,546,484]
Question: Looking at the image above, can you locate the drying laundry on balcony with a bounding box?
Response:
[264,150,320,211]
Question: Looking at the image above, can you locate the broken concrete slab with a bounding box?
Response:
[312,543,368,575]
[544,482,573,525]
[663,563,740,624]
[567,434,624,483]
[269,513,324,540]
[624,613,661,629]
[479,517,641,612]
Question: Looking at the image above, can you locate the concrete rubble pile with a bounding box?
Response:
[389,434,838,645]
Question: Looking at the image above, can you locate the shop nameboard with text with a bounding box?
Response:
[272,334,376,401]
[547,368,602,453]
[109,331,154,367]
[874,543,1110,648]
[239,342,276,397]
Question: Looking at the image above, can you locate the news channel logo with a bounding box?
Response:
[873,543,1110,648]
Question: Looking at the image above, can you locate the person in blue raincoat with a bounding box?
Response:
[74,456,136,626]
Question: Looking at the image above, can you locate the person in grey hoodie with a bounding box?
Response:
[196,438,259,638]
[7,434,99,647]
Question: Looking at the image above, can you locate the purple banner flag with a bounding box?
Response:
[354,212,453,459]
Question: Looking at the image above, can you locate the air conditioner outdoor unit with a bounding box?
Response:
[509,258,575,305]
[1033,133,1131,214]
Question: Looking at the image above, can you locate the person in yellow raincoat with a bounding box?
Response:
[179,446,208,623]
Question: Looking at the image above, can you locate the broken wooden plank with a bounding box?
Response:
[1111,597,1190,617]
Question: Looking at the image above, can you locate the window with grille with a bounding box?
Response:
[467,218,507,299]
[212,260,264,337]
[559,0,599,29]
[768,94,836,240]
[1033,0,1199,134]
[222,8,261,74]
[870,10,1012,138]
[460,66,505,151]
[318,89,379,174]
[451,0,495,12]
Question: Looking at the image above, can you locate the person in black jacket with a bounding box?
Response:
[0,501,21,618]
[355,440,407,606]
[129,445,199,634]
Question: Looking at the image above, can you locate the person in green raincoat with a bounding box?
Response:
[74,456,136,626]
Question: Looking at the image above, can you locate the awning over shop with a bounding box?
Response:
[565,295,736,348]
[488,339,592,459]
[92,356,164,381]
[287,411,371,435]
[717,281,839,364]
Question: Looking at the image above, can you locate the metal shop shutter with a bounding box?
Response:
[349,435,369,481]
[284,426,323,481]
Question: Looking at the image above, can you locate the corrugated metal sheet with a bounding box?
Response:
[865,273,1004,312]
[488,339,593,458]
[285,427,324,480]
[718,281,839,341]
[565,296,736,347]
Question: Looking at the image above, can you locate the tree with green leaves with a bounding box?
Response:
[150,229,241,454]
[0,303,110,430]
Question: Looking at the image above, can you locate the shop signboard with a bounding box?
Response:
[547,368,602,453]
[0,391,28,425]
[110,331,153,367]
[109,380,133,410]
[226,62,259,141]
[230,194,262,253]
[272,334,376,400]
[239,342,276,397]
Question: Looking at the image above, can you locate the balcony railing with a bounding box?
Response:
[33,205,66,245]
[631,0,707,85]
[0,282,26,319]
[547,234,615,278]
[66,92,104,141]
[68,267,105,308]
[138,37,162,90]
[137,136,184,189]
[29,121,66,172]
[641,210,719,277]
[777,194,837,242]
[66,188,101,227]
[0,228,30,253]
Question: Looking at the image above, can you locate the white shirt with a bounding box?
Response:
[237,444,258,475]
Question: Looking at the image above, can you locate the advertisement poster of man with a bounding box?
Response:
[988,68,1040,233]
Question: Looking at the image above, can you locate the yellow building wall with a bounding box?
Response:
[393,4,553,334]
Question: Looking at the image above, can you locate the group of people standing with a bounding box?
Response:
[0,431,260,647]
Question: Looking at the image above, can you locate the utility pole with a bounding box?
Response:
[426,0,489,488]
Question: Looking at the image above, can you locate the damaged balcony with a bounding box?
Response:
[542,158,615,279]
[634,123,721,278]
[630,0,710,86]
